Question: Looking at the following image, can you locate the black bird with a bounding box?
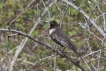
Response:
[49,20,79,57]
[49,20,85,70]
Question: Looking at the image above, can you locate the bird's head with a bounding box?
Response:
[49,20,59,28]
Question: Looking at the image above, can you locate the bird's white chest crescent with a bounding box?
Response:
[49,29,56,35]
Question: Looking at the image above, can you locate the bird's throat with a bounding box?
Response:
[49,29,56,35]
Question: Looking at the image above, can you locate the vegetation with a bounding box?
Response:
[0,0,106,71]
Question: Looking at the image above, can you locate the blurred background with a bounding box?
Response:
[0,0,106,71]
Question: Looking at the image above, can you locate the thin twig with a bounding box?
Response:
[62,0,105,37]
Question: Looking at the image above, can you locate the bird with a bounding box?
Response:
[49,20,82,62]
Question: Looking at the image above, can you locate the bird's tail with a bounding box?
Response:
[76,52,85,63]
[68,42,85,63]
[70,47,85,63]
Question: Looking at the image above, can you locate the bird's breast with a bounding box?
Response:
[49,29,56,35]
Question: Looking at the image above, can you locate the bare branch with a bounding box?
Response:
[62,0,105,37]
[0,28,86,71]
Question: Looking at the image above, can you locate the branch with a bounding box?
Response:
[8,0,56,71]
[0,28,86,71]
[62,0,105,37]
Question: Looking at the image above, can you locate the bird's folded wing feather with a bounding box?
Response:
[51,28,78,54]
[52,33,69,48]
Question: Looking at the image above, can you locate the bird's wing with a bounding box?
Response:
[50,28,78,54]
[51,33,69,48]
